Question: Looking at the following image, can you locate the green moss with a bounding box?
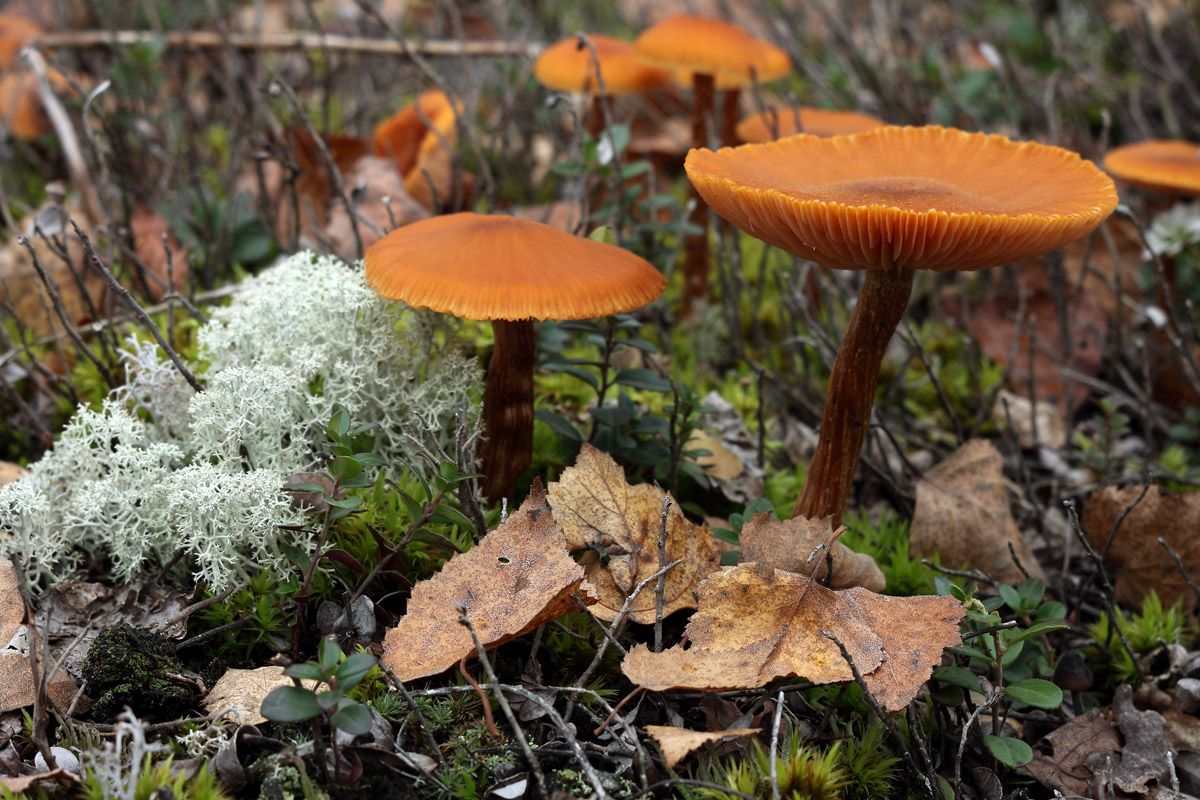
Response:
[81,625,193,722]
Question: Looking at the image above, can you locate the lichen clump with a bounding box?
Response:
[0,252,481,591]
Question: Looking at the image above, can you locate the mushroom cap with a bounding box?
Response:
[735,107,885,142]
[364,212,666,321]
[372,90,460,177]
[1103,140,1200,195]
[634,14,791,86]
[686,125,1118,271]
[0,12,43,70]
[535,34,670,96]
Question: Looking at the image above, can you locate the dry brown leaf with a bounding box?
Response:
[1083,485,1200,609]
[323,155,429,261]
[547,444,721,623]
[645,725,761,771]
[381,480,595,682]
[0,768,75,793]
[1021,707,1120,796]
[686,430,743,480]
[0,558,22,652]
[0,560,78,714]
[0,205,104,336]
[622,564,964,712]
[129,204,187,303]
[961,262,1106,412]
[202,666,319,726]
[738,513,885,592]
[0,462,26,488]
[990,389,1067,450]
[910,439,1045,584]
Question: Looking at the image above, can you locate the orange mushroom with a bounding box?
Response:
[635,14,791,314]
[735,107,885,143]
[686,125,1117,524]
[0,66,68,140]
[365,213,666,502]
[0,12,43,70]
[1103,140,1200,196]
[535,34,670,137]
[372,90,464,212]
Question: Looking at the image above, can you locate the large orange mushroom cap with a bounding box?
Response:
[1103,140,1200,195]
[686,125,1118,271]
[535,34,669,96]
[364,212,666,321]
[634,14,790,85]
[735,107,885,142]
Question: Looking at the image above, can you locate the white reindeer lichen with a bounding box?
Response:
[0,252,480,591]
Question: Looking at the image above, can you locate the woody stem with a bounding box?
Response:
[681,71,715,317]
[478,319,537,503]
[793,266,915,525]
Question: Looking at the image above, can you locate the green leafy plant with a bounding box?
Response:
[260,636,379,783]
[934,579,1069,768]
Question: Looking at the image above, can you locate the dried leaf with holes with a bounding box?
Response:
[1083,485,1200,608]
[738,513,885,592]
[622,564,964,712]
[202,666,319,726]
[380,480,595,682]
[910,439,1045,583]
[645,725,761,770]
[547,443,721,623]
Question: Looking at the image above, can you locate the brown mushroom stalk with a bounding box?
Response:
[793,265,914,522]
[684,71,716,312]
[720,87,740,147]
[478,319,538,503]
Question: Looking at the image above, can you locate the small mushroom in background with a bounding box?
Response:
[1103,139,1200,197]
[372,90,469,213]
[634,14,791,316]
[364,212,666,502]
[534,34,670,138]
[1053,650,1093,716]
[686,125,1117,527]
[735,106,885,143]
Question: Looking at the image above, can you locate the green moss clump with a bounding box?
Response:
[81,625,194,722]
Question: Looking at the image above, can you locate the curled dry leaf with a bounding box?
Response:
[129,204,187,303]
[622,564,964,712]
[738,512,885,592]
[910,439,1045,584]
[645,725,761,771]
[381,480,595,682]
[323,155,429,261]
[547,443,721,623]
[1083,485,1200,608]
[202,666,319,726]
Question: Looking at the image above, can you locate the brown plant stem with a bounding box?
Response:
[721,88,740,146]
[478,318,537,502]
[793,265,915,524]
[681,72,715,317]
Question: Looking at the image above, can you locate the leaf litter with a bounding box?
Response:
[381,479,595,682]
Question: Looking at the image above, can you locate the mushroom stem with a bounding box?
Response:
[479,318,538,503]
[587,93,605,139]
[720,88,740,147]
[793,265,915,525]
[681,71,715,316]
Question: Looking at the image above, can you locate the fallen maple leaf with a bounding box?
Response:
[547,444,721,623]
[645,725,761,770]
[910,439,1045,584]
[203,666,319,726]
[1083,485,1200,608]
[622,564,964,712]
[738,513,885,592]
[381,480,595,682]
